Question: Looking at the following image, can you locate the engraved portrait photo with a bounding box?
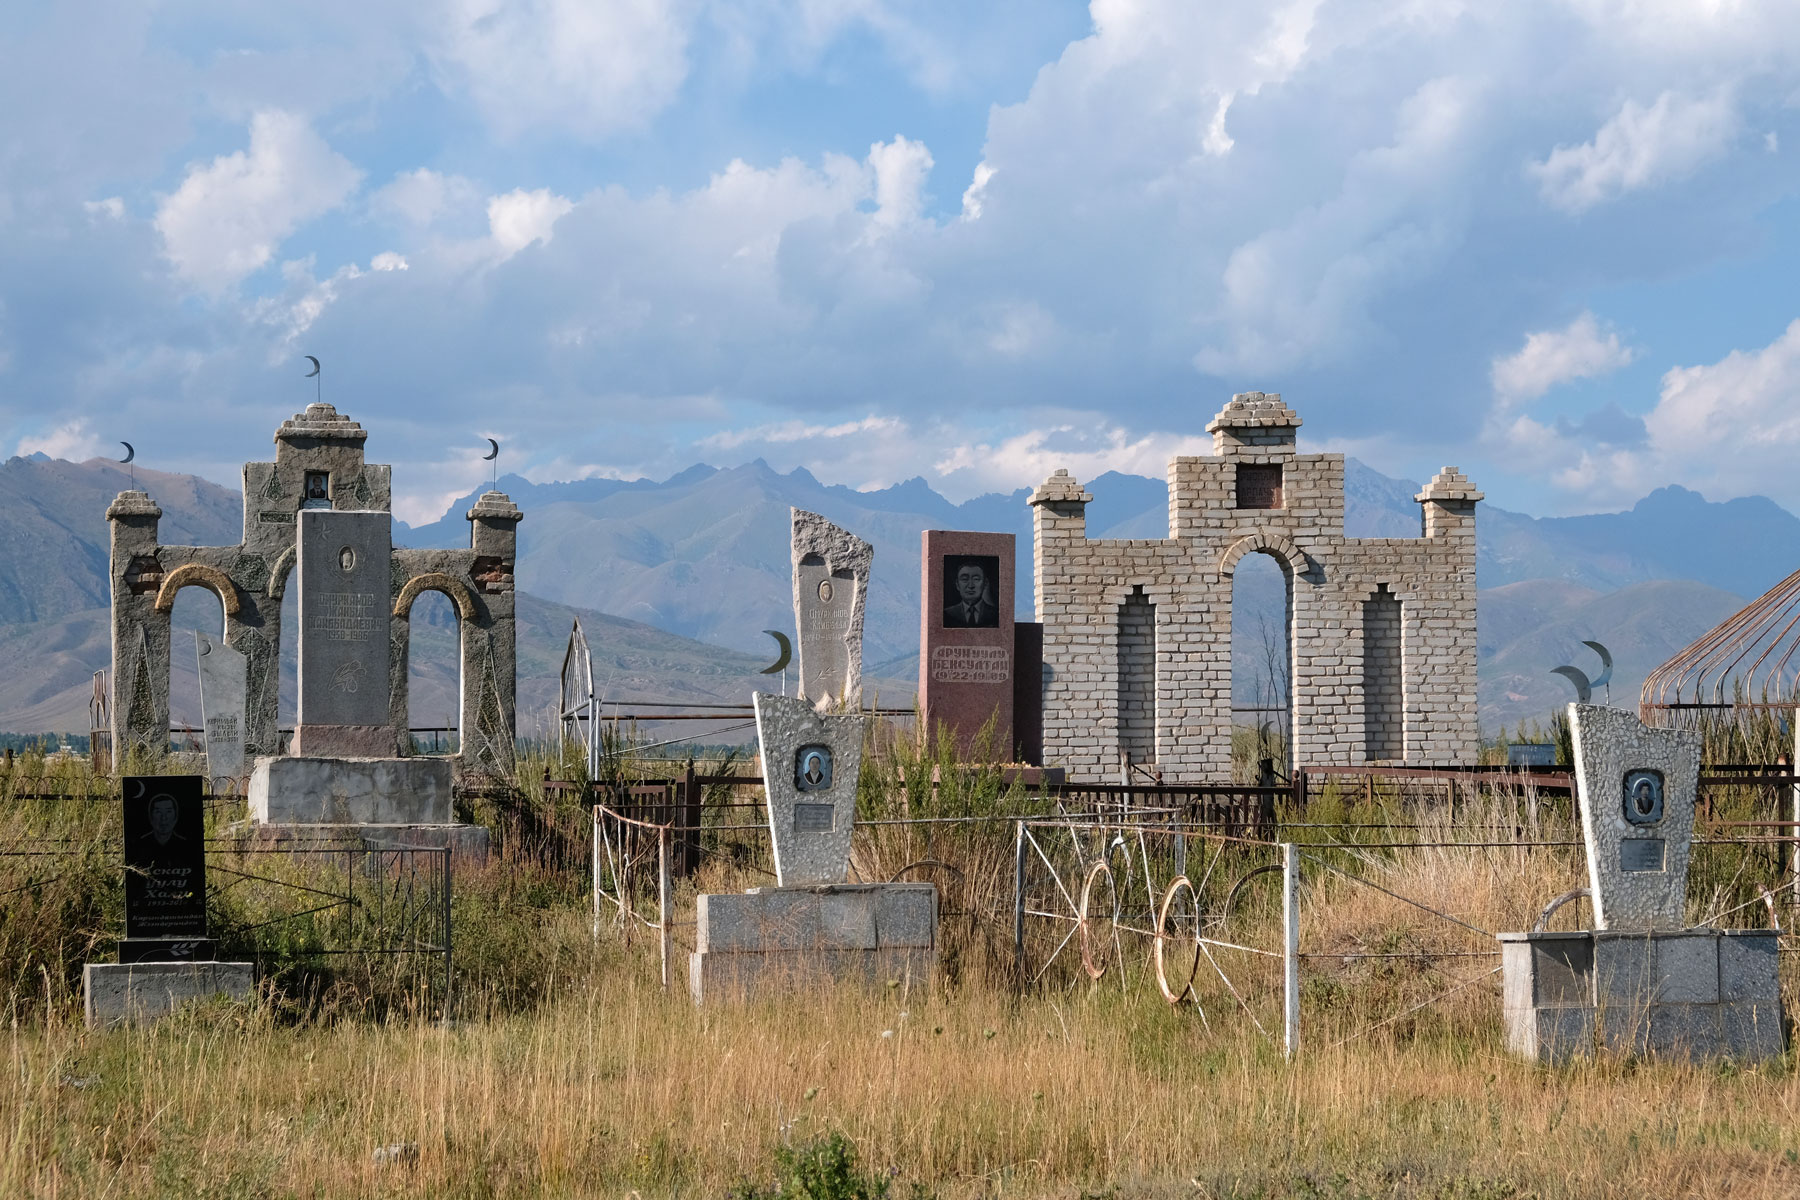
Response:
[942,554,1000,628]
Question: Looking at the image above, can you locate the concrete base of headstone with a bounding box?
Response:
[1500,929,1783,1062]
[689,883,937,1004]
[83,961,254,1029]
[249,756,453,824]
[223,822,490,863]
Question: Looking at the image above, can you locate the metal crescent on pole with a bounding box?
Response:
[1583,640,1614,690]
[303,356,320,378]
[118,441,134,464]
[1550,665,1593,704]
[760,630,792,675]
[483,438,499,461]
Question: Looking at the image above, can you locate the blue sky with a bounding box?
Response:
[4,0,1800,525]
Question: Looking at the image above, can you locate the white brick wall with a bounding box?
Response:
[1030,393,1482,782]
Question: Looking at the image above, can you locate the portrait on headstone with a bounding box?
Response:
[942,555,1000,628]
[795,745,833,791]
[122,775,208,940]
[302,472,330,508]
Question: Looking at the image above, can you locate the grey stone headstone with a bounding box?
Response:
[1570,703,1701,931]
[754,691,864,885]
[195,631,246,789]
[791,509,871,707]
[297,509,391,740]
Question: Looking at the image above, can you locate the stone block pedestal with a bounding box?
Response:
[690,883,938,1003]
[1501,929,1783,1062]
[249,756,453,824]
[84,961,254,1028]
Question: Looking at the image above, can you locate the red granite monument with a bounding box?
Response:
[919,530,1016,756]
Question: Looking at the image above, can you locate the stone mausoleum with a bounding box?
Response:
[107,403,522,777]
[1030,392,1481,781]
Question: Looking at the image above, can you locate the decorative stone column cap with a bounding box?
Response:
[274,402,368,444]
[1204,391,1301,434]
[1029,469,1094,507]
[106,490,162,520]
[1415,466,1485,504]
[466,490,524,523]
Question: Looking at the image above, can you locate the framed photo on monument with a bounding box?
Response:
[942,554,1001,629]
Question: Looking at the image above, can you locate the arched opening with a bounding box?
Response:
[1230,551,1291,782]
[1362,585,1404,761]
[167,585,225,753]
[406,589,462,755]
[278,583,298,749]
[1116,586,1157,771]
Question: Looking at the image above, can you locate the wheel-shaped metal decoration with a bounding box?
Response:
[1078,859,1119,979]
[1154,874,1202,1005]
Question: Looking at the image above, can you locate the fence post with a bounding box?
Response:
[1013,819,1027,983]
[1283,841,1299,1060]
[658,825,672,991]
[442,845,454,1023]
[1792,712,1799,913]
[591,804,601,942]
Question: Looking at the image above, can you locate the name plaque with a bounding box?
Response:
[794,803,835,834]
[1619,838,1666,873]
[930,644,1011,685]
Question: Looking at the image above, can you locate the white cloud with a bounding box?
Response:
[960,161,994,220]
[83,197,125,220]
[1491,312,1635,410]
[699,414,907,451]
[1544,320,1800,508]
[372,168,480,228]
[487,188,575,255]
[1529,90,1739,213]
[867,134,934,228]
[434,0,692,141]
[154,112,362,292]
[370,252,409,272]
[933,422,1217,498]
[14,419,103,461]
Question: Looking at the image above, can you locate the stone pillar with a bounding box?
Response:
[1413,467,1483,764]
[1029,471,1095,774]
[108,491,167,762]
[464,491,522,773]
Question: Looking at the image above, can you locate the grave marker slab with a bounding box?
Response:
[791,510,871,707]
[754,691,863,886]
[1570,703,1700,931]
[296,509,392,756]
[919,530,1015,756]
[122,775,212,960]
[195,631,246,790]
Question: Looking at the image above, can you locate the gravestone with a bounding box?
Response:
[85,775,253,1026]
[121,775,211,959]
[1498,704,1782,1061]
[195,632,247,790]
[1570,703,1699,931]
[688,691,937,1002]
[919,530,1015,756]
[791,509,872,708]
[294,509,393,756]
[753,691,863,885]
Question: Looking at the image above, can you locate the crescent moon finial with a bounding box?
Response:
[303,355,321,378]
[1583,640,1614,691]
[1550,665,1593,704]
[118,441,135,465]
[482,438,500,461]
[760,630,793,675]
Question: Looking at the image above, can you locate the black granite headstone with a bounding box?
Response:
[121,775,212,961]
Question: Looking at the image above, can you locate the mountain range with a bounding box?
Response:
[0,449,1788,738]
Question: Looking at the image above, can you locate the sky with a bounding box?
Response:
[3,0,1800,525]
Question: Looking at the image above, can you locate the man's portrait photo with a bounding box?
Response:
[942,555,1001,628]
[302,471,330,508]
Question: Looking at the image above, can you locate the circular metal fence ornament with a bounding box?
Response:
[1078,859,1118,980]
[1154,874,1202,1005]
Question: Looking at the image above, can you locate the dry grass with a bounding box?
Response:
[7,753,1800,1197]
[6,926,1800,1199]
